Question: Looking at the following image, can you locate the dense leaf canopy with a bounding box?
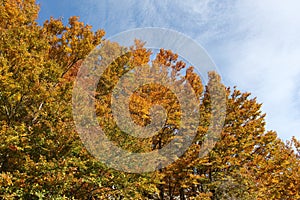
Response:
[0,1,299,199]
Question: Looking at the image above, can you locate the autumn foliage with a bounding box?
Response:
[0,1,299,199]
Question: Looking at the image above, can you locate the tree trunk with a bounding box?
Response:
[179,188,185,200]
[159,184,164,200]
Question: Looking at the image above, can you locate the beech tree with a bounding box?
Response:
[0,0,299,199]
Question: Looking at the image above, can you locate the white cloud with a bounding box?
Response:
[218,0,300,139]
[76,0,300,140]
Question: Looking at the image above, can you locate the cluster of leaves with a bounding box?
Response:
[0,0,299,199]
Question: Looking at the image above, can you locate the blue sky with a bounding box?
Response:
[36,0,300,141]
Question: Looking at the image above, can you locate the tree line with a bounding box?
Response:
[0,0,299,199]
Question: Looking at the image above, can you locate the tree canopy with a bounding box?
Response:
[0,0,299,199]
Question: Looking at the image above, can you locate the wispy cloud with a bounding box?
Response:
[217,0,300,139]
[74,0,300,140]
